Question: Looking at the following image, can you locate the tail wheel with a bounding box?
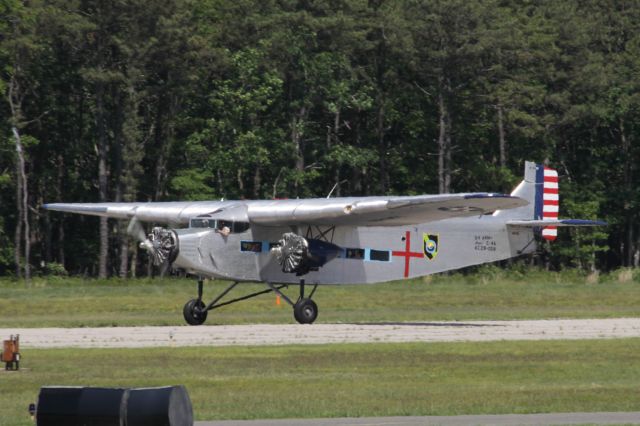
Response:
[183,299,208,325]
[294,298,318,324]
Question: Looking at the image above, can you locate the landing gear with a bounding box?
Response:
[182,278,320,325]
[267,280,319,324]
[294,299,318,324]
[183,279,208,325]
[183,299,207,325]
[293,279,319,324]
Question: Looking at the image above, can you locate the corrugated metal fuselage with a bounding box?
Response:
[172,215,535,285]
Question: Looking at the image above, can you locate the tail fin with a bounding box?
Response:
[498,161,606,237]
[493,161,540,221]
[496,161,562,240]
[538,165,559,240]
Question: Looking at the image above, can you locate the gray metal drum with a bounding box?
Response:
[36,385,193,426]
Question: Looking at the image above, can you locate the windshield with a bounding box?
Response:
[190,218,250,233]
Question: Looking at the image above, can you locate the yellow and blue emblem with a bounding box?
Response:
[423,234,439,260]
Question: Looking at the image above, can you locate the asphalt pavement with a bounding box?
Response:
[195,412,640,425]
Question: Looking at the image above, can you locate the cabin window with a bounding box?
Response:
[241,241,263,252]
[233,222,251,233]
[345,248,365,259]
[369,249,391,262]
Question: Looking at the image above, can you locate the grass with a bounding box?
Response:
[1,339,640,426]
[1,268,640,327]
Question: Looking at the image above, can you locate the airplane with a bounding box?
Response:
[43,161,606,325]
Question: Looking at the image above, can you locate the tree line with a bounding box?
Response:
[1,0,636,278]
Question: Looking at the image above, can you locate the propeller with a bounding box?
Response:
[272,232,309,274]
[127,217,147,243]
[126,217,178,274]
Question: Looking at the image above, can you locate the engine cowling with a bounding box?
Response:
[140,227,179,267]
[271,233,341,276]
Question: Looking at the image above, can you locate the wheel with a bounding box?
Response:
[183,299,208,325]
[293,298,318,324]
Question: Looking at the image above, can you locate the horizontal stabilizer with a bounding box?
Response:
[507,219,607,227]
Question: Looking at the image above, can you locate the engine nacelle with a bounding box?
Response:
[271,233,341,276]
[140,227,179,267]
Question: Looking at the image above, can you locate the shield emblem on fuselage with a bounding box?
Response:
[423,234,438,260]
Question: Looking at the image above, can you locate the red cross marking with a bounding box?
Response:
[392,231,423,278]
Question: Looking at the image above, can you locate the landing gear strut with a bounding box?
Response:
[183,279,208,325]
[294,298,318,324]
[182,279,319,325]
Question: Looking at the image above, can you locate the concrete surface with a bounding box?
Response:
[3,318,640,348]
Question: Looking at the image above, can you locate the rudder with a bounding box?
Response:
[536,165,559,241]
[494,161,559,241]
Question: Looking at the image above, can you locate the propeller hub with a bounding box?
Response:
[271,232,341,276]
[140,227,179,267]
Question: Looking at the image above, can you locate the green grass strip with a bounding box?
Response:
[1,339,640,426]
[1,269,640,327]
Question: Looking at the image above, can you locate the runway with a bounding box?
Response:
[195,412,640,425]
[4,318,640,348]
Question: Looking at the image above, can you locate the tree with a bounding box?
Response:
[1,0,49,280]
[407,0,496,193]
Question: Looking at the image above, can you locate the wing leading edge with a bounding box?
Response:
[42,201,228,225]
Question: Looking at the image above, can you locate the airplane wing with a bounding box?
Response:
[43,193,527,227]
[42,201,227,225]
[246,193,527,226]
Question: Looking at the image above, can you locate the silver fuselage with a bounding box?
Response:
[172,215,534,284]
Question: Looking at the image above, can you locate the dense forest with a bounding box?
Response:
[0,0,637,278]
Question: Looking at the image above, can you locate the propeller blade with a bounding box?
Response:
[127,217,147,242]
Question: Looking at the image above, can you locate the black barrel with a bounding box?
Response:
[36,385,193,426]
[37,387,125,426]
[125,386,193,426]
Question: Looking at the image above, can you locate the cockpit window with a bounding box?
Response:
[190,218,217,228]
[189,218,250,233]
[217,220,232,231]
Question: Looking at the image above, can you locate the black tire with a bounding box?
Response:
[183,299,208,325]
[293,298,318,324]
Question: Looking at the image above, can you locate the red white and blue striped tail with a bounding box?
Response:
[503,161,606,235]
[541,167,559,241]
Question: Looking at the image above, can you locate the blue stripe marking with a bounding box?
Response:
[534,164,544,220]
